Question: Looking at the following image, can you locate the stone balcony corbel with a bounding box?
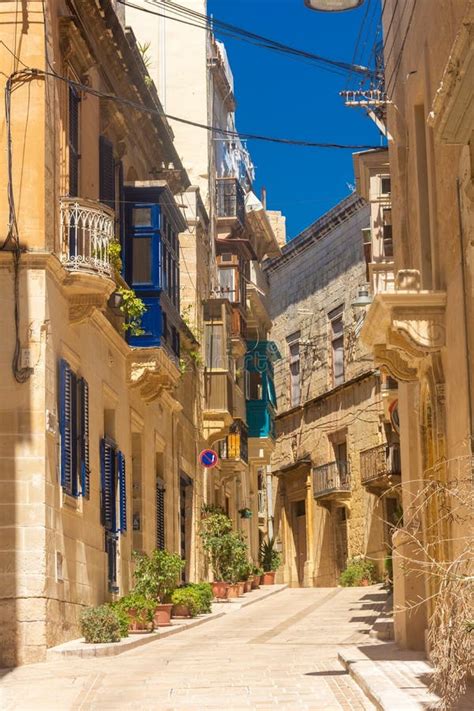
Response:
[127,347,181,405]
[361,270,446,382]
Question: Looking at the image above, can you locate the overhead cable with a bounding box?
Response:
[9,67,381,150]
[117,0,379,79]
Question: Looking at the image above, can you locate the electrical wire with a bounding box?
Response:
[385,0,418,96]
[118,0,379,80]
[2,71,34,382]
[8,66,381,150]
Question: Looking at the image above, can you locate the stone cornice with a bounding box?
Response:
[127,347,180,404]
[361,286,447,382]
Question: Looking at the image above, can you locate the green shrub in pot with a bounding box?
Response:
[185,582,213,614]
[171,587,200,617]
[80,605,121,644]
[260,538,282,573]
[133,549,185,603]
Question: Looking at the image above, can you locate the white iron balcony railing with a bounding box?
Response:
[60,197,114,277]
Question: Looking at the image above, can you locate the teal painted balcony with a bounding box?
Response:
[245,340,281,440]
[246,400,276,439]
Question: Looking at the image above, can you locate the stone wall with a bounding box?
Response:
[267,196,392,587]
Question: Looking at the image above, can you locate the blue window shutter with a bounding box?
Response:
[79,378,90,498]
[59,359,73,495]
[100,439,115,531]
[118,451,127,533]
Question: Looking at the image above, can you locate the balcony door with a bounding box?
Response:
[292,499,307,587]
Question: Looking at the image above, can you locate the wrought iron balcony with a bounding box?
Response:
[216,177,245,227]
[313,461,351,501]
[360,443,401,490]
[60,197,114,277]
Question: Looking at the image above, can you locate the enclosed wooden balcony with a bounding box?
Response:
[313,461,351,502]
[59,197,116,322]
[218,420,249,465]
[216,177,245,230]
[360,443,401,492]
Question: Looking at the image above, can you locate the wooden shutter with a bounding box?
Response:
[100,439,116,531]
[59,359,73,494]
[79,378,90,499]
[117,450,127,533]
[156,478,165,550]
[68,87,80,197]
[99,136,115,209]
[106,531,118,591]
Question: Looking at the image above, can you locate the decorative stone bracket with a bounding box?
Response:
[361,281,446,382]
[127,348,181,405]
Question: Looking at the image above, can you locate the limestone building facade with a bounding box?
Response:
[267,195,399,587]
[360,0,474,652]
[0,0,283,666]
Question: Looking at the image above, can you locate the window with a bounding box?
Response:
[100,437,127,593]
[287,332,301,408]
[99,136,115,209]
[100,439,127,535]
[382,208,393,258]
[68,86,80,197]
[132,237,152,284]
[59,359,90,498]
[329,307,344,386]
[205,323,225,369]
[248,370,263,399]
[218,267,237,301]
[381,176,391,195]
[156,478,166,551]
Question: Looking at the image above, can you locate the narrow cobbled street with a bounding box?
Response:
[0,587,380,710]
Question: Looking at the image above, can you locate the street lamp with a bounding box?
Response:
[351,286,373,309]
[304,0,364,11]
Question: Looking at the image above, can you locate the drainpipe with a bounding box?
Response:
[266,464,274,540]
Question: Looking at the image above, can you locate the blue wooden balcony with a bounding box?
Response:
[245,340,280,440]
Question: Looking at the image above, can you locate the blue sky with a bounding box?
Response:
[208,0,383,240]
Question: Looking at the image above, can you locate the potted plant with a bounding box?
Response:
[238,507,253,519]
[252,566,263,589]
[199,511,234,598]
[260,538,282,585]
[133,549,185,626]
[339,557,377,587]
[118,592,155,633]
[184,583,213,614]
[80,605,122,644]
[171,587,200,618]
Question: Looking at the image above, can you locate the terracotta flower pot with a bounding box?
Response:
[226,583,239,599]
[154,602,173,627]
[361,578,369,587]
[172,603,192,618]
[237,582,245,596]
[261,571,276,585]
[127,608,153,633]
[244,580,252,593]
[251,577,260,590]
[211,581,228,599]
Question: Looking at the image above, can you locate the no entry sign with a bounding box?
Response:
[199,449,219,469]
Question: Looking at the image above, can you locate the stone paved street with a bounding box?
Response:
[0,586,383,710]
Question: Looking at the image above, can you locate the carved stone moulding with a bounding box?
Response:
[361,283,447,382]
[127,348,180,404]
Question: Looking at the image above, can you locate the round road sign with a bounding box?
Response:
[199,449,219,469]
